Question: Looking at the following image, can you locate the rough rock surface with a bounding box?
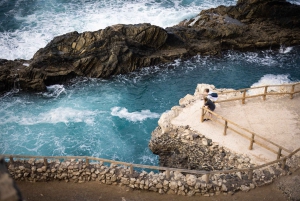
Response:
[0,24,186,93]
[175,0,300,53]
[148,123,264,173]
[149,127,254,171]
[1,0,300,93]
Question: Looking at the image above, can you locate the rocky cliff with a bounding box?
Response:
[1,0,300,93]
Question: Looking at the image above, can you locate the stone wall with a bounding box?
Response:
[5,154,299,197]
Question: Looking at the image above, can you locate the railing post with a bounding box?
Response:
[263,86,268,101]
[201,106,205,122]
[130,164,133,175]
[43,157,48,167]
[281,158,286,169]
[248,169,253,180]
[165,169,170,180]
[277,148,282,159]
[86,158,89,166]
[9,156,14,163]
[249,134,254,150]
[223,120,228,136]
[290,84,295,99]
[242,90,246,104]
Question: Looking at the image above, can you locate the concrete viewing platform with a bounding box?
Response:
[170,84,300,165]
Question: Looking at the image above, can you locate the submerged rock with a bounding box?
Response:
[1,0,300,93]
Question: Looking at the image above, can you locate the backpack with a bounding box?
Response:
[210,92,218,98]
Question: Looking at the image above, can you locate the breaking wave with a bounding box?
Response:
[42,84,67,98]
[18,107,97,125]
[251,74,293,88]
[111,107,160,122]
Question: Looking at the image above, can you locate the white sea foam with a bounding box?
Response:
[111,107,160,122]
[249,74,293,95]
[52,138,67,156]
[139,153,158,165]
[18,107,97,125]
[0,89,20,99]
[251,74,292,87]
[42,84,67,98]
[243,51,278,66]
[288,0,300,5]
[279,46,293,54]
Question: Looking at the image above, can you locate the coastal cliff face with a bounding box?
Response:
[149,127,255,171]
[173,0,300,53]
[1,0,300,92]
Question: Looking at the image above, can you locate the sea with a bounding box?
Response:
[0,0,300,166]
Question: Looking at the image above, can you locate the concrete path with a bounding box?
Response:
[171,94,300,165]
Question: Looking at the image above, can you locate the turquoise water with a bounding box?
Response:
[0,0,300,166]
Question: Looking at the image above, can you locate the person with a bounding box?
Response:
[203,97,215,121]
[203,88,218,102]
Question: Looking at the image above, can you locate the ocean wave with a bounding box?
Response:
[0,88,20,99]
[251,74,292,87]
[248,74,294,95]
[224,49,296,67]
[139,153,158,165]
[279,46,293,54]
[41,84,67,98]
[289,0,300,5]
[18,107,98,125]
[111,107,160,122]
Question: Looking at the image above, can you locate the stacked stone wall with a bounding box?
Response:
[5,154,299,197]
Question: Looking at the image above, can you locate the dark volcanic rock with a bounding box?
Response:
[0,59,45,92]
[30,24,187,80]
[1,0,300,93]
[0,24,188,92]
[174,0,300,52]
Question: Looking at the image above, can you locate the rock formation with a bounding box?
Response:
[174,0,300,52]
[149,127,255,171]
[1,0,300,93]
